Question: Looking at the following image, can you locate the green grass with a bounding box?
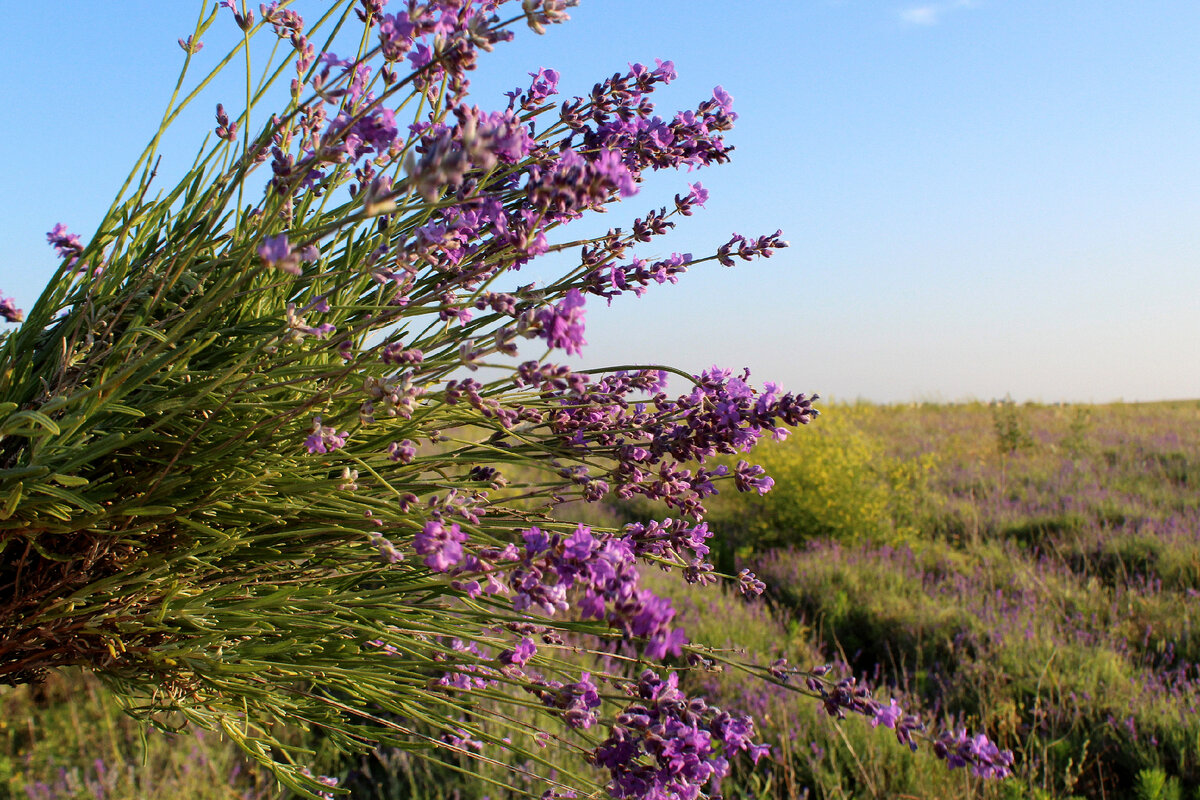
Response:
[8,400,1200,799]
[1,669,274,800]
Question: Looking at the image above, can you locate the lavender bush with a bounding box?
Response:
[0,3,1009,797]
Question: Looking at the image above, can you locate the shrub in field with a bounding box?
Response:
[991,397,1037,458]
[0,2,1011,797]
[705,406,932,560]
[1135,768,1183,800]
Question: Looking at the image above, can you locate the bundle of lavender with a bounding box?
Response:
[0,2,1009,797]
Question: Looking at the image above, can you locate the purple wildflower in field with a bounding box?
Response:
[258,234,301,274]
[872,698,903,730]
[506,524,688,658]
[537,289,587,356]
[812,674,878,720]
[674,181,708,215]
[178,35,203,53]
[387,440,417,464]
[415,520,469,572]
[500,636,537,666]
[0,293,22,324]
[526,67,560,102]
[367,531,404,563]
[933,728,1014,779]
[593,669,765,799]
[733,459,775,495]
[303,416,348,454]
[539,671,601,729]
[3,4,863,797]
[736,568,766,596]
[871,698,922,751]
[215,104,238,141]
[46,224,83,266]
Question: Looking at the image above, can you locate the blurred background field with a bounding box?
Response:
[5,399,1199,800]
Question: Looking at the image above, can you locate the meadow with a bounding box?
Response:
[5,398,1197,799]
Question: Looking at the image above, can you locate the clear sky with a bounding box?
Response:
[3,1,1199,403]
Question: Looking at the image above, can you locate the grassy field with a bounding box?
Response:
[4,400,1198,799]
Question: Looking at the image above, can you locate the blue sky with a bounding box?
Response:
[3,1,1199,403]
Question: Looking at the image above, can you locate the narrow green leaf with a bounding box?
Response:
[51,474,90,487]
[123,506,178,516]
[30,482,103,515]
[105,404,146,418]
[0,409,60,436]
[0,482,21,520]
[128,325,170,343]
[0,465,50,481]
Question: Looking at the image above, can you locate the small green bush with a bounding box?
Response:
[1135,768,1182,800]
[707,406,929,558]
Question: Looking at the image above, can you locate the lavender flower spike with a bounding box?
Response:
[304,416,348,454]
[178,35,204,54]
[258,234,301,274]
[933,728,1015,779]
[0,293,23,324]
[537,289,587,356]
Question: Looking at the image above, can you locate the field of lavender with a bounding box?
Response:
[4,399,1198,799]
[685,399,1200,799]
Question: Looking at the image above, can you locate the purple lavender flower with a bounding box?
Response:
[527,148,637,215]
[500,636,537,667]
[592,669,764,799]
[367,531,404,563]
[261,2,303,39]
[717,230,788,266]
[711,85,735,116]
[304,416,348,454]
[353,107,399,153]
[527,67,560,102]
[46,223,83,260]
[415,520,468,572]
[552,671,601,729]
[736,568,766,596]
[215,103,238,141]
[733,460,775,495]
[872,698,904,730]
[178,35,204,54]
[933,729,1015,779]
[674,181,708,216]
[219,0,255,31]
[523,526,552,558]
[379,13,416,62]
[0,293,23,324]
[537,289,587,356]
[562,526,596,560]
[387,440,417,464]
[258,234,301,274]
